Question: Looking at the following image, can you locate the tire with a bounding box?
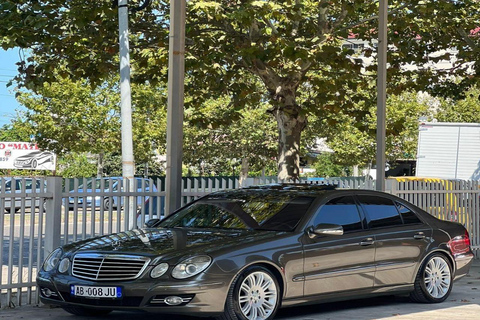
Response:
[104,198,111,210]
[61,305,112,316]
[410,253,453,303]
[218,266,281,320]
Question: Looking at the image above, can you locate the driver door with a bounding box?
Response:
[302,195,376,295]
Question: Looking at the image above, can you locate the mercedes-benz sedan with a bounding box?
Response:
[37,184,474,320]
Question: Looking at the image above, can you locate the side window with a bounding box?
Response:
[358,195,402,228]
[24,179,34,190]
[136,179,149,190]
[396,202,422,224]
[313,196,363,232]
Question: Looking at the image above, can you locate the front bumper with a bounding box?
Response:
[37,274,228,316]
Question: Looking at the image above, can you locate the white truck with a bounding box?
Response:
[416,122,480,180]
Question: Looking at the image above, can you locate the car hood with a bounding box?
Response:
[62,227,277,259]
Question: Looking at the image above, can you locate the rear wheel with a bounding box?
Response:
[218,266,280,320]
[61,305,112,316]
[410,253,453,303]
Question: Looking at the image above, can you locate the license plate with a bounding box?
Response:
[70,285,122,299]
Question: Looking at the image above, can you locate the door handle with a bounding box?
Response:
[414,232,425,240]
[360,238,375,246]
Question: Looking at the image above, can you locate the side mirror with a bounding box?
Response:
[308,223,344,238]
[145,219,160,228]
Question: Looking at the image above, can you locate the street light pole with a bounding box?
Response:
[118,0,136,227]
[376,0,388,191]
[165,0,186,215]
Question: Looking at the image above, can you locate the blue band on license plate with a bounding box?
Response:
[70,285,122,298]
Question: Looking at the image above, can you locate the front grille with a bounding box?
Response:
[72,254,150,281]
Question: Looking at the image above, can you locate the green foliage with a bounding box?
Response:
[2,1,479,179]
[0,113,35,142]
[313,153,347,178]
[57,153,97,178]
[18,76,120,156]
[437,86,480,123]
[16,73,167,167]
[183,96,277,176]
[102,152,166,177]
[321,91,431,166]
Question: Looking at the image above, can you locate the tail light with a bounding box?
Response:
[447,230,471,256]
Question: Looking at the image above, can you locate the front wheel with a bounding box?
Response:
[61,305,112,316]
[218,266,281,320]
[410,253,453,303]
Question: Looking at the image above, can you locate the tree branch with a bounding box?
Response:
[334,2,412,35]
[456,27,479,51]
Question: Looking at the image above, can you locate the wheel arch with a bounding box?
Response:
[228,260,286,299]
[414,249,455,281]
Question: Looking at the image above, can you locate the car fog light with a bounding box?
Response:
[165,296,183,306]
[41,288,53,297]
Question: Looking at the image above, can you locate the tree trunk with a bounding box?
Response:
[239,157,249,187]
[251,62,306,182]
[97,152,104,178]
[273,108,306,182]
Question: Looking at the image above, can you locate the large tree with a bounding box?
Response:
[17,74,168,173]
[1,0,479,180]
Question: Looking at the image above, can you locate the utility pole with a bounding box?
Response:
[376,0,388,192]
[165,0,186,215]
[118,0,136,228]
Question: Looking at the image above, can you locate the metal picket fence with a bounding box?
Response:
[1,175,479,308]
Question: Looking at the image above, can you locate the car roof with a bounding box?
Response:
[207,183,397,199]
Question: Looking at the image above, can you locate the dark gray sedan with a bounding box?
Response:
[37,184,474,320]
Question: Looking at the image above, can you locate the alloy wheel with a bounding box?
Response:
[424,256,451,299]
[237,271,278,320]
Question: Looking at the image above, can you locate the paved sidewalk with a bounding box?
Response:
[1,261,479,320]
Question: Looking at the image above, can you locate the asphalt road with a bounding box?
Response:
[1,261,479,320]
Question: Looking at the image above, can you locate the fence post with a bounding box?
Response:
[44,177,63,258]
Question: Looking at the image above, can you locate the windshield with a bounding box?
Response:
[158,191,315,231]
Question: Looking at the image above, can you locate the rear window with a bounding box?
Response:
[395,202,422,224]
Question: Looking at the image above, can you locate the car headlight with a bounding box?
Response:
[43,248,62,272]
[150,263,169,279]
[172,256,212,279]
[58,257,71,273]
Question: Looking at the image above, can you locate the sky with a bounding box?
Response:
[0,49,26,127]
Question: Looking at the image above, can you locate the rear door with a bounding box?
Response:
[302,194,376,295]
[356,194,432,286]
